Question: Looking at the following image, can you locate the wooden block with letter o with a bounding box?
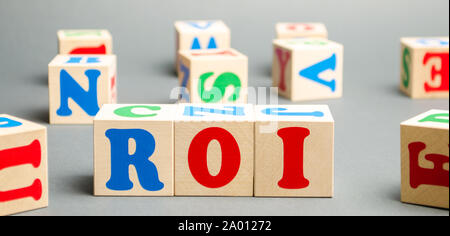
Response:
[254,105,334,197]
[58,29,113,55]
[175,20,231,72]
[178,48,248,104]
[400,37,449,99]
[0,115,48,216]
[276,22,328,39]
[401,109,449,208]
[48,55,117,124]
[273,38,343,101]
[94,104,176,196]
[174,104,254,196]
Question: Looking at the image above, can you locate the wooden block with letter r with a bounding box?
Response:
[178,48,248,104]
[48,55,117,124]
[254,105,334,197]
[94,104,176,196]
[400,37,449,99]
[58,29,113,55]
[276,22,328,39]
[0,115,48,216]
[174,104,254,196]
[401,109,449,208]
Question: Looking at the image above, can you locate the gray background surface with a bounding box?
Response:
[0,0,448,216]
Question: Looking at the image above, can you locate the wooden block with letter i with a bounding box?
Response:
[48,55,117,124]
[400,37,449,99]
[58,29,113,55]
[174,20,231,72]
[254,105,334,197]
[175,104,254,196]
[273,38,343,101]
[94,104,176,196]
[276,23,328,39]
[178,48,248,104]
[401,109,449,208]
[0,115,48,216]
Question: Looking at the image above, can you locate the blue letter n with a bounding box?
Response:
[57,69,101,117]
[105,129,164,192]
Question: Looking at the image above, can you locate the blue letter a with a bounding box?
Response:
[299,53,337,92]
[57,69,101,117]
[105,129,164,191]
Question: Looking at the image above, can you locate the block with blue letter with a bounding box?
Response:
[175,104,254,196]
[178,49,248,104]
[401,109,449,208]
[400,37,449,99]
[94,104,176,196]
[254,105,334,197]
[48,55,117,124]
[273,38,343,101]
[174,20,231,72]
[0,115,48,216]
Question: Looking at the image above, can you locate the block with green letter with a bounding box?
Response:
[178,48,248,104]
[94,104,176,196]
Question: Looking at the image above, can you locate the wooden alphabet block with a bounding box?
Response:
[174,104,254,196]
[400,37,449,99]
[178,49,248,103]
[57,29,113,55]
[174,20,231,71]
[401,109,449,208]
[276,23,328,39]
[254,105,334,197]
[273,38,343,101]
[48,55,117,124]
[0,115,48,216]
[94,104,176,196]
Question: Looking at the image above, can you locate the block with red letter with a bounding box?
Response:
[178,49,248,104]
[175,104,254,196]
[48,55,117,124]
[276,23,328,39]
[58,29,113,55]
[94,104,176,196]
[400,37,449,99]
[254,105,334,197]
[175,21,231,69]
[401,109,449,208]
[0,115,48,216]
[273,38,343,101]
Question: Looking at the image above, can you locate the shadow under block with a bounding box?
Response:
[94,104,176,196]
[254,105,334,197]
[276,23,328,39]
[174,20,231,71]
[272,38,343,101]
[57,29,113,55]
[0,115,48,216]
[178,49,248,104]
[48,55,117,124]
[400,37,449,99]
[174,104,254,196]
[401,109,449,209]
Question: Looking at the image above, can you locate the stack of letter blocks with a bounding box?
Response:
[49,30,117,124]
[401,110,449,209]
[400,37,449,99]
[273,23,344,101]
[94,104,334,197]
[175,21,248,104]
[0,115,48,216]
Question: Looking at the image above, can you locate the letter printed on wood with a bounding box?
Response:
[0,115,48,216]
[401,109,449,208]
[276,23,328,39]
[94,104,176,196]
[58,29,113,55]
